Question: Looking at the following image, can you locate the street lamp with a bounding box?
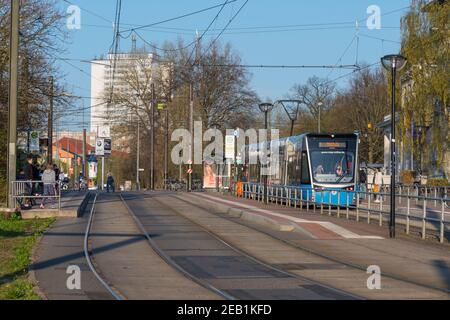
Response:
[381,54,407,239]
[317,102,324,133]
[259,103,274,204]
[278,100,302,137]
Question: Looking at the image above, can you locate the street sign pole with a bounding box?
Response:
[102,157,105,191]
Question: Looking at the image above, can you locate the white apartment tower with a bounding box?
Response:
[90,44,155,133]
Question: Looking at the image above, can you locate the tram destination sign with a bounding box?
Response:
[319,142,347,149]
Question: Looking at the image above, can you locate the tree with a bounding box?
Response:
[105,40,259,187]
[330,67,389,164]
[0,0,69,204]
[290,76,336,130]
[401,0,450,177]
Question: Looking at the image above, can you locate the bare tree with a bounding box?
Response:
[290,76,336,125]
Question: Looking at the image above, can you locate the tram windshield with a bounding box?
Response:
[310,150,355,184]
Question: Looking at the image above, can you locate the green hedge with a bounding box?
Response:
[427,178,449,187]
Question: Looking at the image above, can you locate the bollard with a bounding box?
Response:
[337,192,341,218]
[306,189,310,212]
[440,200,445,244]
[434,188,438,207]
[346,191,350,220]
[406,189,410,235]
[422,197,427,240]
[294,188,298,209]
[328,192,332,216]
[356,192,360,222]
[379,194,383,227]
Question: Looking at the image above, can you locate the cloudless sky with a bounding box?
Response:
[56,0,411,129]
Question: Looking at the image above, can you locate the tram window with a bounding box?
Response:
[300,152,311,185]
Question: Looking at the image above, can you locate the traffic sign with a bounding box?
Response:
[104,138,112,156]
[98,126,110,138]
[29,131,40,153]
[225,135,235,159]
[187,168,193,175]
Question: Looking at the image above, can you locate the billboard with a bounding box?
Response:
[203,164,222,189]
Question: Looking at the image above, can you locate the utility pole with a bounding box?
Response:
[48,76,54,164]
[189,83,194,192]
[82,128,87,179]
[164,107,169,190]
[150,83,155,190]
[318,102,323,134]
[136,121,140,190]
[7,0,20,208]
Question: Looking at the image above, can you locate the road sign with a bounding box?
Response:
[157,102,167,110]
[187,168,193,175]
[98,126,110,138]
[104,138,112,156]
[29,131,40,153]
[225,135,235,159]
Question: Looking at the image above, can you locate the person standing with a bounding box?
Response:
[40,164,56,209]
[106,172,115,193]
[373,168,384,203]
[23,156,35,207]
[359,169,367,200]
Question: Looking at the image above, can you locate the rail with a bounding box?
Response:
[235,182,449,244]
[10,180,61,210]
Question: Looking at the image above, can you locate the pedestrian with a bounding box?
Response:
[54,164,61,194]
[40,163,57,209]
[106,172,115,193]
[373,168,384,203]
[359,169,367,199]
[23,156,35,207]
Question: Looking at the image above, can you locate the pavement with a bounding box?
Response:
[30,198,113,300]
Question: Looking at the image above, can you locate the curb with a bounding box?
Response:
[178,194,296,234]
[28,226,54,300]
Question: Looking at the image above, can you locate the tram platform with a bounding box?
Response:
[20,191,92,220]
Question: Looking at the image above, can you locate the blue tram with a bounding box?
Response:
[243,133,360,206]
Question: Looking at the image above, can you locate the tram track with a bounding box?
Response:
[174,193,450,296]
[120,192,361,300]
[84,193,125,300]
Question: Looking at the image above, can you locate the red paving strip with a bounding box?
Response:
[298,223,343,240]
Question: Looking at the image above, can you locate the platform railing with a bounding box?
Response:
[239,182,449,243]
[10,180,61,210]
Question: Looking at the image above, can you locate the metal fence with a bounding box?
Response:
[10,181,61,210]
[235,182,449,243]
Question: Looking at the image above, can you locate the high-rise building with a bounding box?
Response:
[90,44,155,133]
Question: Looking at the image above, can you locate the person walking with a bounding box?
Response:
[40,164,57,209]
[373,168,384,203]
[106,172,115,193]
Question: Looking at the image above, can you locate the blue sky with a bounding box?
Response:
[56,0,411,129]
